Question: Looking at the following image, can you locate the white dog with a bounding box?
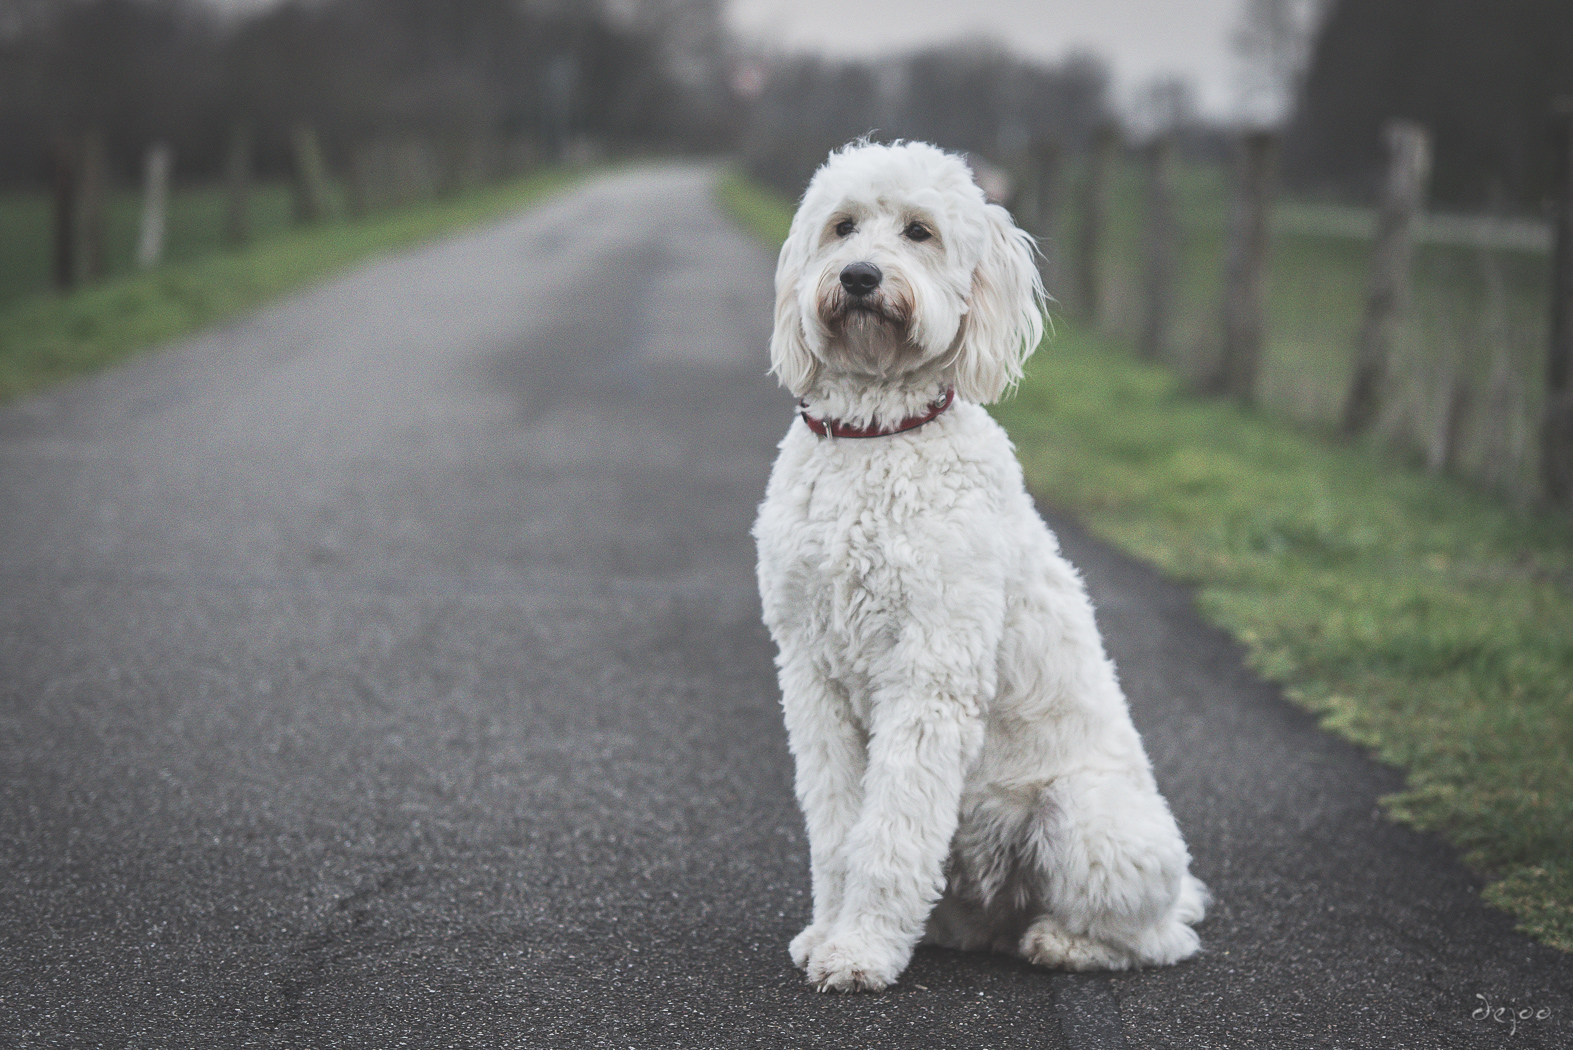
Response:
[752,141,1208,993]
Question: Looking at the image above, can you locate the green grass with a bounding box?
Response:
[717,171,796,247]
[0,183,309,308]
[0,170,578,402]
[718,171,1573,953]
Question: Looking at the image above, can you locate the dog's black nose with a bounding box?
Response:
[840,261,882,297]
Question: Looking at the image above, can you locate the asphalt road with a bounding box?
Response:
[2,165,1569,1049]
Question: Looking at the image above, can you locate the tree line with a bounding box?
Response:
[737,43,1122,200]
[1288,0,1573,210]
[4,0,1571,217]
[0,0,737,187]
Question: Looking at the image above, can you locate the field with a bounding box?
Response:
[0,183,314,308]
[718,170,1573,953]
[0,171,577,402]
[1068,162,1553,498]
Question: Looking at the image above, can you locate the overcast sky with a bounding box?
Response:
[725,0,1246,118]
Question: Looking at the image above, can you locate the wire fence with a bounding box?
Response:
[1016,117,1571,509]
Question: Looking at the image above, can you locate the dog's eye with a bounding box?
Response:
[834,219,856,237]
[903,222,932,242]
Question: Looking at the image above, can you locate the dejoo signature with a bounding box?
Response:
[1473,993,1552,1037]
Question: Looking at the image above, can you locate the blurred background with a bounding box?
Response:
[5,0,1568,206]
[3,0,1572,497]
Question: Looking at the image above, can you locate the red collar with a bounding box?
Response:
[800,388,956,439]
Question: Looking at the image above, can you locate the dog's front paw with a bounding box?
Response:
[789,923,832,970]
[805,932,904,993]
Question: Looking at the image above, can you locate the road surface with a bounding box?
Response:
[2,165,1568,1048]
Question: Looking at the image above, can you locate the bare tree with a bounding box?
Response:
[740,45,1113,200]
[1129,76,1197,143]
[1234,0,1328,126]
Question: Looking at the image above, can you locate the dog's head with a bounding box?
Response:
[769,140,1045,403]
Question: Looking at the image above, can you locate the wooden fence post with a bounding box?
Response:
[393,137,433,206]
[224,126,252,246]
[1543,98,1573,504]
[51,136,77,292]
[439,130,481,199]
[469,132,499,187]
[357,139,393,213]
[76,129,107,283]
[1140,132,1177,361]
[1426,353,1472,475]
[136,143,172,270]
[1479,346,1523,493]
[344,142,370,220]
[1025,137,1064,303]
[1214,129,1279,400]
[290,123,330,224]
[1341,121,1431,436]
[1077,123,1118,326]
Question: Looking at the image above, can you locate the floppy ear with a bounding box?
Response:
[949,203,1046,404]
[768,220,820,397]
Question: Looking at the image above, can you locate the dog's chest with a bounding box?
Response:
[763,442,974,657]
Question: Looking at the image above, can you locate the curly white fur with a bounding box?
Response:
[753,141,1208,993]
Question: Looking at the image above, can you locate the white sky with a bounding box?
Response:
[725,0,1246,119]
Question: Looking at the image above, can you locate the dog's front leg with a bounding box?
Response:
[779,657,868,970]
[805,691,984,992]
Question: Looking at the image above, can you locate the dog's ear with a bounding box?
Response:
[950,203,1046,404]
[768,220,819,397]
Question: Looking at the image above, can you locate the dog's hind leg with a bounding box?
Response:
[1017,769,1206,970]
[927,783,1053,954]
[1019,875,1207,971]
[922,887,997,952]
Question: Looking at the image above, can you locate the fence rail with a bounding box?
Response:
[1274,203,1552,254]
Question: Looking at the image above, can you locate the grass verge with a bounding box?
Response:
[0,183,307,308]
[718,171,1573,953]
[0,169,580,402]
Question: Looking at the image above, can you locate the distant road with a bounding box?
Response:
[1,165,1568,1049]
